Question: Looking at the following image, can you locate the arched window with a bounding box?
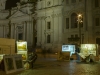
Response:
[71,13,78,28]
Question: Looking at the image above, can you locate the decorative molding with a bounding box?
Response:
[94,10,100,15]
[41,16,46,20]
[51,13,62,18]
[37,13,62,20]
[46,32,51,35]
[58,13,62,17]
[95,31,100,35]
[15,25,24,33]
[0,25,5,27]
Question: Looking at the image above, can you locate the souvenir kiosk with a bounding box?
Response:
[58,45,76,61]
[16,41,28,61]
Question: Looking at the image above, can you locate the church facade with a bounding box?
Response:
[36,0,100,52]
[0,0,100,52]
[0,0,35,51]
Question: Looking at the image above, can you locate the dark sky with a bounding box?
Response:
[6,0,20,9]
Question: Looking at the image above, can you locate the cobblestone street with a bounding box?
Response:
[1,54,100,75]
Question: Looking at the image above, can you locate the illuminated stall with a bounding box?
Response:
[17,41,28,61]
[79,44,98,59]
[58,45,76,61]
[62,45,75,56]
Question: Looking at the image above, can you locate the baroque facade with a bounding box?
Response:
[0,0,36,51]
[36,0,100,52]
[0,0,100,52]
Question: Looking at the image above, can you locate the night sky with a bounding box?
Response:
[5,0,20,9]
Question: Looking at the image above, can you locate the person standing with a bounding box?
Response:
[75,45,81,62]
[42,47,46,58]
[89,54,95,62]
[28,52,37,69]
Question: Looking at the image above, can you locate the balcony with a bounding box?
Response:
[68,37,80,42]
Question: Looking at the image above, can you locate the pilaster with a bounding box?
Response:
[23,22,26,40]
[53,13,59,44]
[58,13,63,43]
[11,23,15,39]
[41,17,46,45]
[37,17,42,46]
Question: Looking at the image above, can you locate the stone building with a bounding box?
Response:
[36,0,100,52]
[0,0,36,51]
[0,0,100,52]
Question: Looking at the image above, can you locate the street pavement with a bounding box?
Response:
[1,53,100,75]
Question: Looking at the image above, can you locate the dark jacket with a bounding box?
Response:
[75,47,80,53]
[28,53,37,63]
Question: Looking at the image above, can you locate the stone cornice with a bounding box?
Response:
[37,12,63,20]
[93,9,100,15]
[36,6,63,12]
[95,31,100,35]
[0,19,9,24]
[11,15,32,23]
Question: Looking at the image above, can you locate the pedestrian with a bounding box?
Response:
[28,52,37,69]
[89,54,95,63]
[75,45,81,62]
[47,48,51,58]
[42,47,46,58]
[98,53,100,61]
[0,59,4,71]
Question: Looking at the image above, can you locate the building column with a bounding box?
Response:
[53,13,59,44]
[11,23,15,39]
[23,21,26,40]
[58,13,63,44]
[29,21,33,45]
[26,21,30,45]
[37,17,42,46]
[3,25,5,38]
[41,17,46,45]
[25,21,33,46]
[14,23,17,40]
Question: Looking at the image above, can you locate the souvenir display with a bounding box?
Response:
[17,41,28,61]
[3,55,24,74]
[62,45,75,56]
[80,44,98,56]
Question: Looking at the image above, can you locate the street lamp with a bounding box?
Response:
[77,14,83,45]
